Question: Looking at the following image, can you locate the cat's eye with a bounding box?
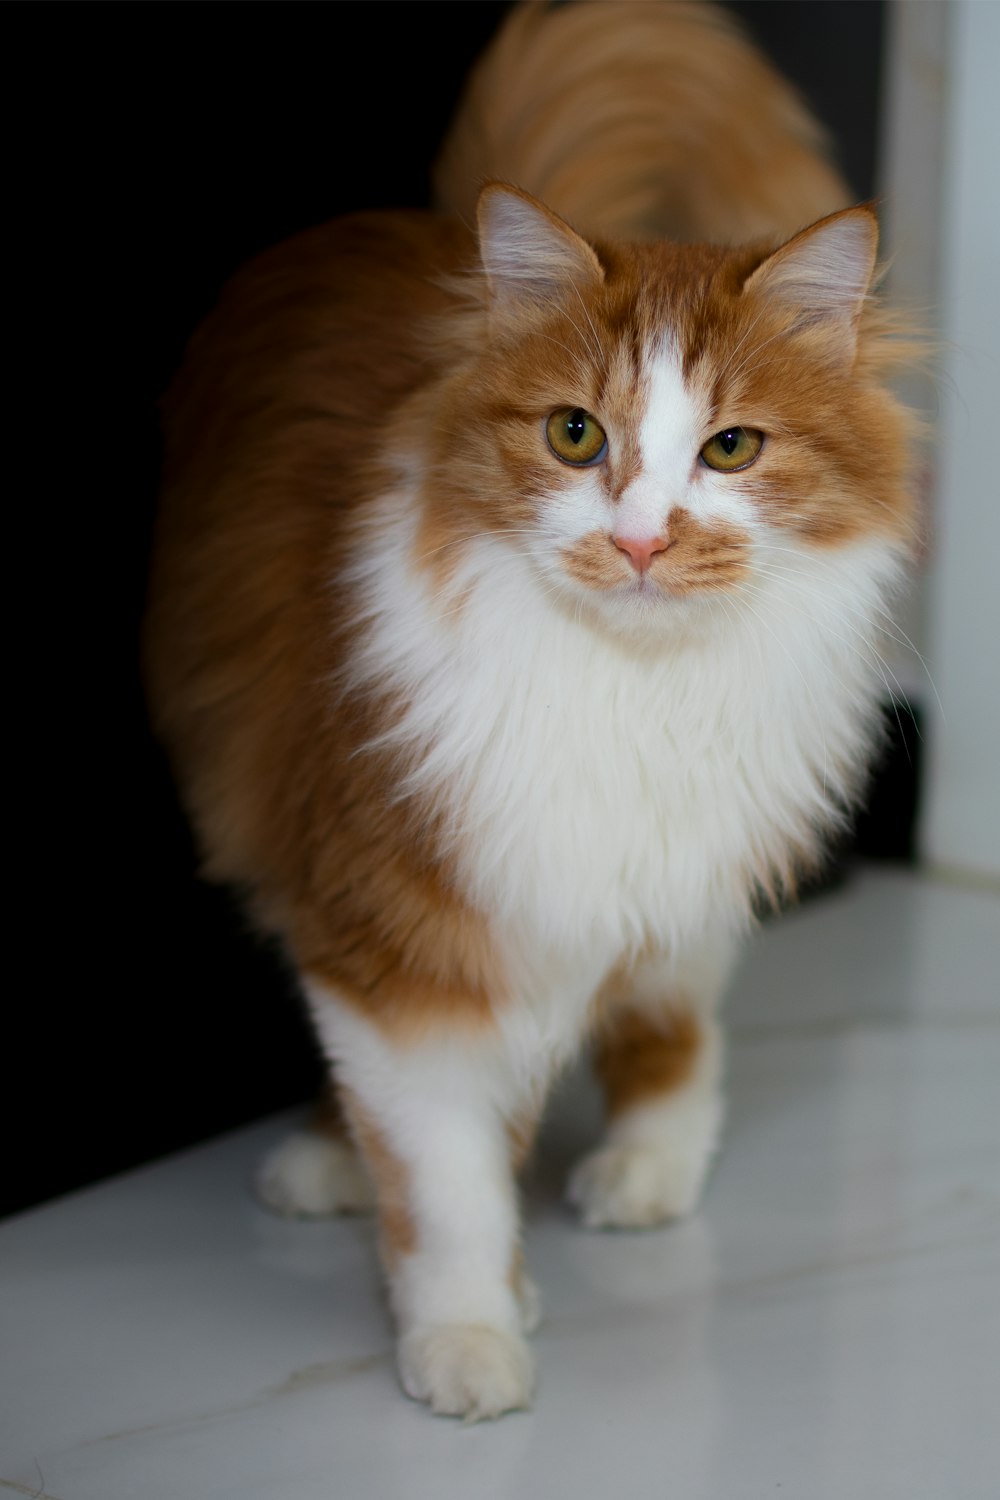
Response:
[700,427,764,473]
[545,408,608,466]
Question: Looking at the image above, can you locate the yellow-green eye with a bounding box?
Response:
[700,427,764,472]
[546,407,607,465]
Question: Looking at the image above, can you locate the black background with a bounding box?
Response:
[9,1,903,1220]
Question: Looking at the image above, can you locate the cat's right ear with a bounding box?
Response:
[476,184,604,319]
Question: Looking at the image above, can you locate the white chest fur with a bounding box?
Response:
[349,504,902,975]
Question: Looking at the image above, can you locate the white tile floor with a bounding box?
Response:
[3,867,998,1500]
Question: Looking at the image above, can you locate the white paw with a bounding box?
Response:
[255,1130,375,1217]
[566,1141,710,1229]
[397,1325,534,1421]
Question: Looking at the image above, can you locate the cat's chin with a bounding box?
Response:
[569,578,719,646]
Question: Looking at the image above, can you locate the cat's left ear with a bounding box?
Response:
[743,204,879,362]
[477,183,604,319]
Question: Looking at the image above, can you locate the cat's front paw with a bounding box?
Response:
[566,1141,709,1229]
[397,1325,534,1421]
[255,1130,375,1217]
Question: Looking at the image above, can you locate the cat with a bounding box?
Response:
[145,1,921,1420]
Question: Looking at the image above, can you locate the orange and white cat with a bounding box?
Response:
[145,2,920,1418]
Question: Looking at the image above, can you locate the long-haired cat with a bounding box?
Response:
[145,1,920,1419]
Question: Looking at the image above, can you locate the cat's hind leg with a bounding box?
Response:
[568,938,736,1229]
[307,978,537,1420]
[256,1082,375,1218]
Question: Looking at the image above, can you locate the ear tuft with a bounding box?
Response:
[743,205,879,357]
[477,184,604,313]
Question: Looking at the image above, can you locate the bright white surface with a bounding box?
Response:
[920,0,1000,877]
[878,0,947,692]
[2,867,998,1499]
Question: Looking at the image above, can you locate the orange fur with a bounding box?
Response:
[146,213,506,1038]
[563,510,753,593]
[144,1,924,1417]
[594,1008,703,1119]
[506,1102,545,1175]
[342,1090,417,1269]
[149,255,916,1027]
[142,0,923,1050]
[310,1081,353,1143]
[146,15,919,1037]
[435,1,849,243]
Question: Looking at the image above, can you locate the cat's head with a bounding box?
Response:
[426,185,920,641]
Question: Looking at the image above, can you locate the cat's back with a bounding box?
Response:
[435,0,848,242]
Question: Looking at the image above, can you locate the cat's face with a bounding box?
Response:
[430,189,916,641]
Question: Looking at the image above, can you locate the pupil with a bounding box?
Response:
[567,410,586,445]
[720,430,739,455]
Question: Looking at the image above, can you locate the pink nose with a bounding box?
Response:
[612,534,669,574]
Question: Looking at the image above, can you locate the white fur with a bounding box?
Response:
[349,484,902,975]
[305,983,540,1322]
[618,343,722,538]
[306,979,537,1417]
[531,343,772,588]
[528,343,723,568]
[398,1325,533,1421]
[256,1129,374,1217]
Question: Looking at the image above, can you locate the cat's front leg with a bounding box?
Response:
[568,938,737,1229]
[306,978,536,1421]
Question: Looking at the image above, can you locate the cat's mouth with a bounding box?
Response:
[611,568,751,618]
[561,553,743,611]
[617,571,666,602]
[560,517,753,605]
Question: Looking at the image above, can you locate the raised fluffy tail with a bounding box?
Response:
[434,0,849,243]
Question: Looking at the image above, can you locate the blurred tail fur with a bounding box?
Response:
[434,0,849,243]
